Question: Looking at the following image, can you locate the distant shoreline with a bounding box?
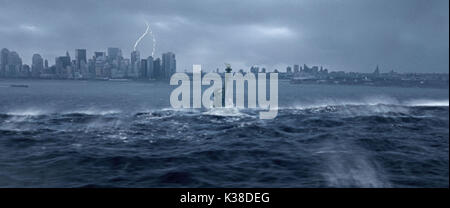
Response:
[1,76,448,89]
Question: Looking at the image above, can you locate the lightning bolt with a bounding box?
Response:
[133,21,149,51]
[149,24,156,57]
[133,20,156,57]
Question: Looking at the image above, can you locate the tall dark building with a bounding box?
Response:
[0,48,9,77]
[153,58,161,80]
[55,55,71,77]
[140,59,147,78]
[374,65,380,76]
[162,52,176,79]
[294,64,299,73]
[6,51,22,77]
[286,66,292,74]
[75,49,87,69]
[107,48,122,60]
[130,50,140,78]
[94,52,105,58]
[32,53,44,78]
[20,64,31,77]
[146,56,154,79]
[303,64,310,73]
[65,51,71,62]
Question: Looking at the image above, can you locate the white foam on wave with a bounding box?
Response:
[323,154,390,188]
[135,108,202,120]
[282,96,418,117]
[160,107,201,113]
[288,96,401,110]
[202,107,252,118]
[5,107,123,116]
[287,96,449,111]
[156,107,253,118]
[403,99,449,107]
[63,109,122,115]
[317,142,391,188]
[6,108,49,116]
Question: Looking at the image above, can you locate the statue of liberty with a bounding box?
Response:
[213,63,232,108]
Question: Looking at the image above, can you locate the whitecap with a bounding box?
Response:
[202,107,252,118]
[63,109,122,115]
[403,99,449,107]
[6,108,48,116]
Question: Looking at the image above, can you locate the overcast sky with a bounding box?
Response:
[0,0,448,73]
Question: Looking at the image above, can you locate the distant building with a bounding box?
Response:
[286,66,292,74]
[65,51,71,62]
[7,51,22,77]
[31,54,44,78]
[140,59,148,78]
[55,54,71,78]
[303,64,310,73]
[373,65,380,76]
[1,48,10,77]
[311,66,319,73]
[93,52,106,78]
[153,58,161,80]
[293,64,299,73]
[75,49,87,70]
[146,56,154,79]
[162,52,176,79]
[130,50,140,78]
[107,48,122,61]
[20,64,31,77]
[94,51,105,58]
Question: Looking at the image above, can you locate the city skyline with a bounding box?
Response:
[3,46,450,76]
[0,46,177,80]
[0,0,448,73]
[1,45,448,91]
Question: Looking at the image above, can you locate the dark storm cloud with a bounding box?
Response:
[0,0,448,73]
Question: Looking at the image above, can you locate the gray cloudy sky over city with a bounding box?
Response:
[0,0,448,73]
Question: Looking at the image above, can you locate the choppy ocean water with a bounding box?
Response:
[0,79,448,187]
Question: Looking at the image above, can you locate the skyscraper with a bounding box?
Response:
[75,49,87,69]
[130,50,140,78]
[286,66,292,74]
[108,48,123,79]
[94,51,105,59]
[20,64,30,78]
[294,64,299,73]
[6,51,22,77]
[0,48,9,77]
[374,65,380,76]
[146,56,154,79]
[93,52,106,78]
[55,55,71,78]
[153,58,161,80]
[107,48,122,61]
[32,53,44,78]
[65,51,71,62]
[162,52,176,79]
[140,59,147,78]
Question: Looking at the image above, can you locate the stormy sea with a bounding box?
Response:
[0,79,448,188]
